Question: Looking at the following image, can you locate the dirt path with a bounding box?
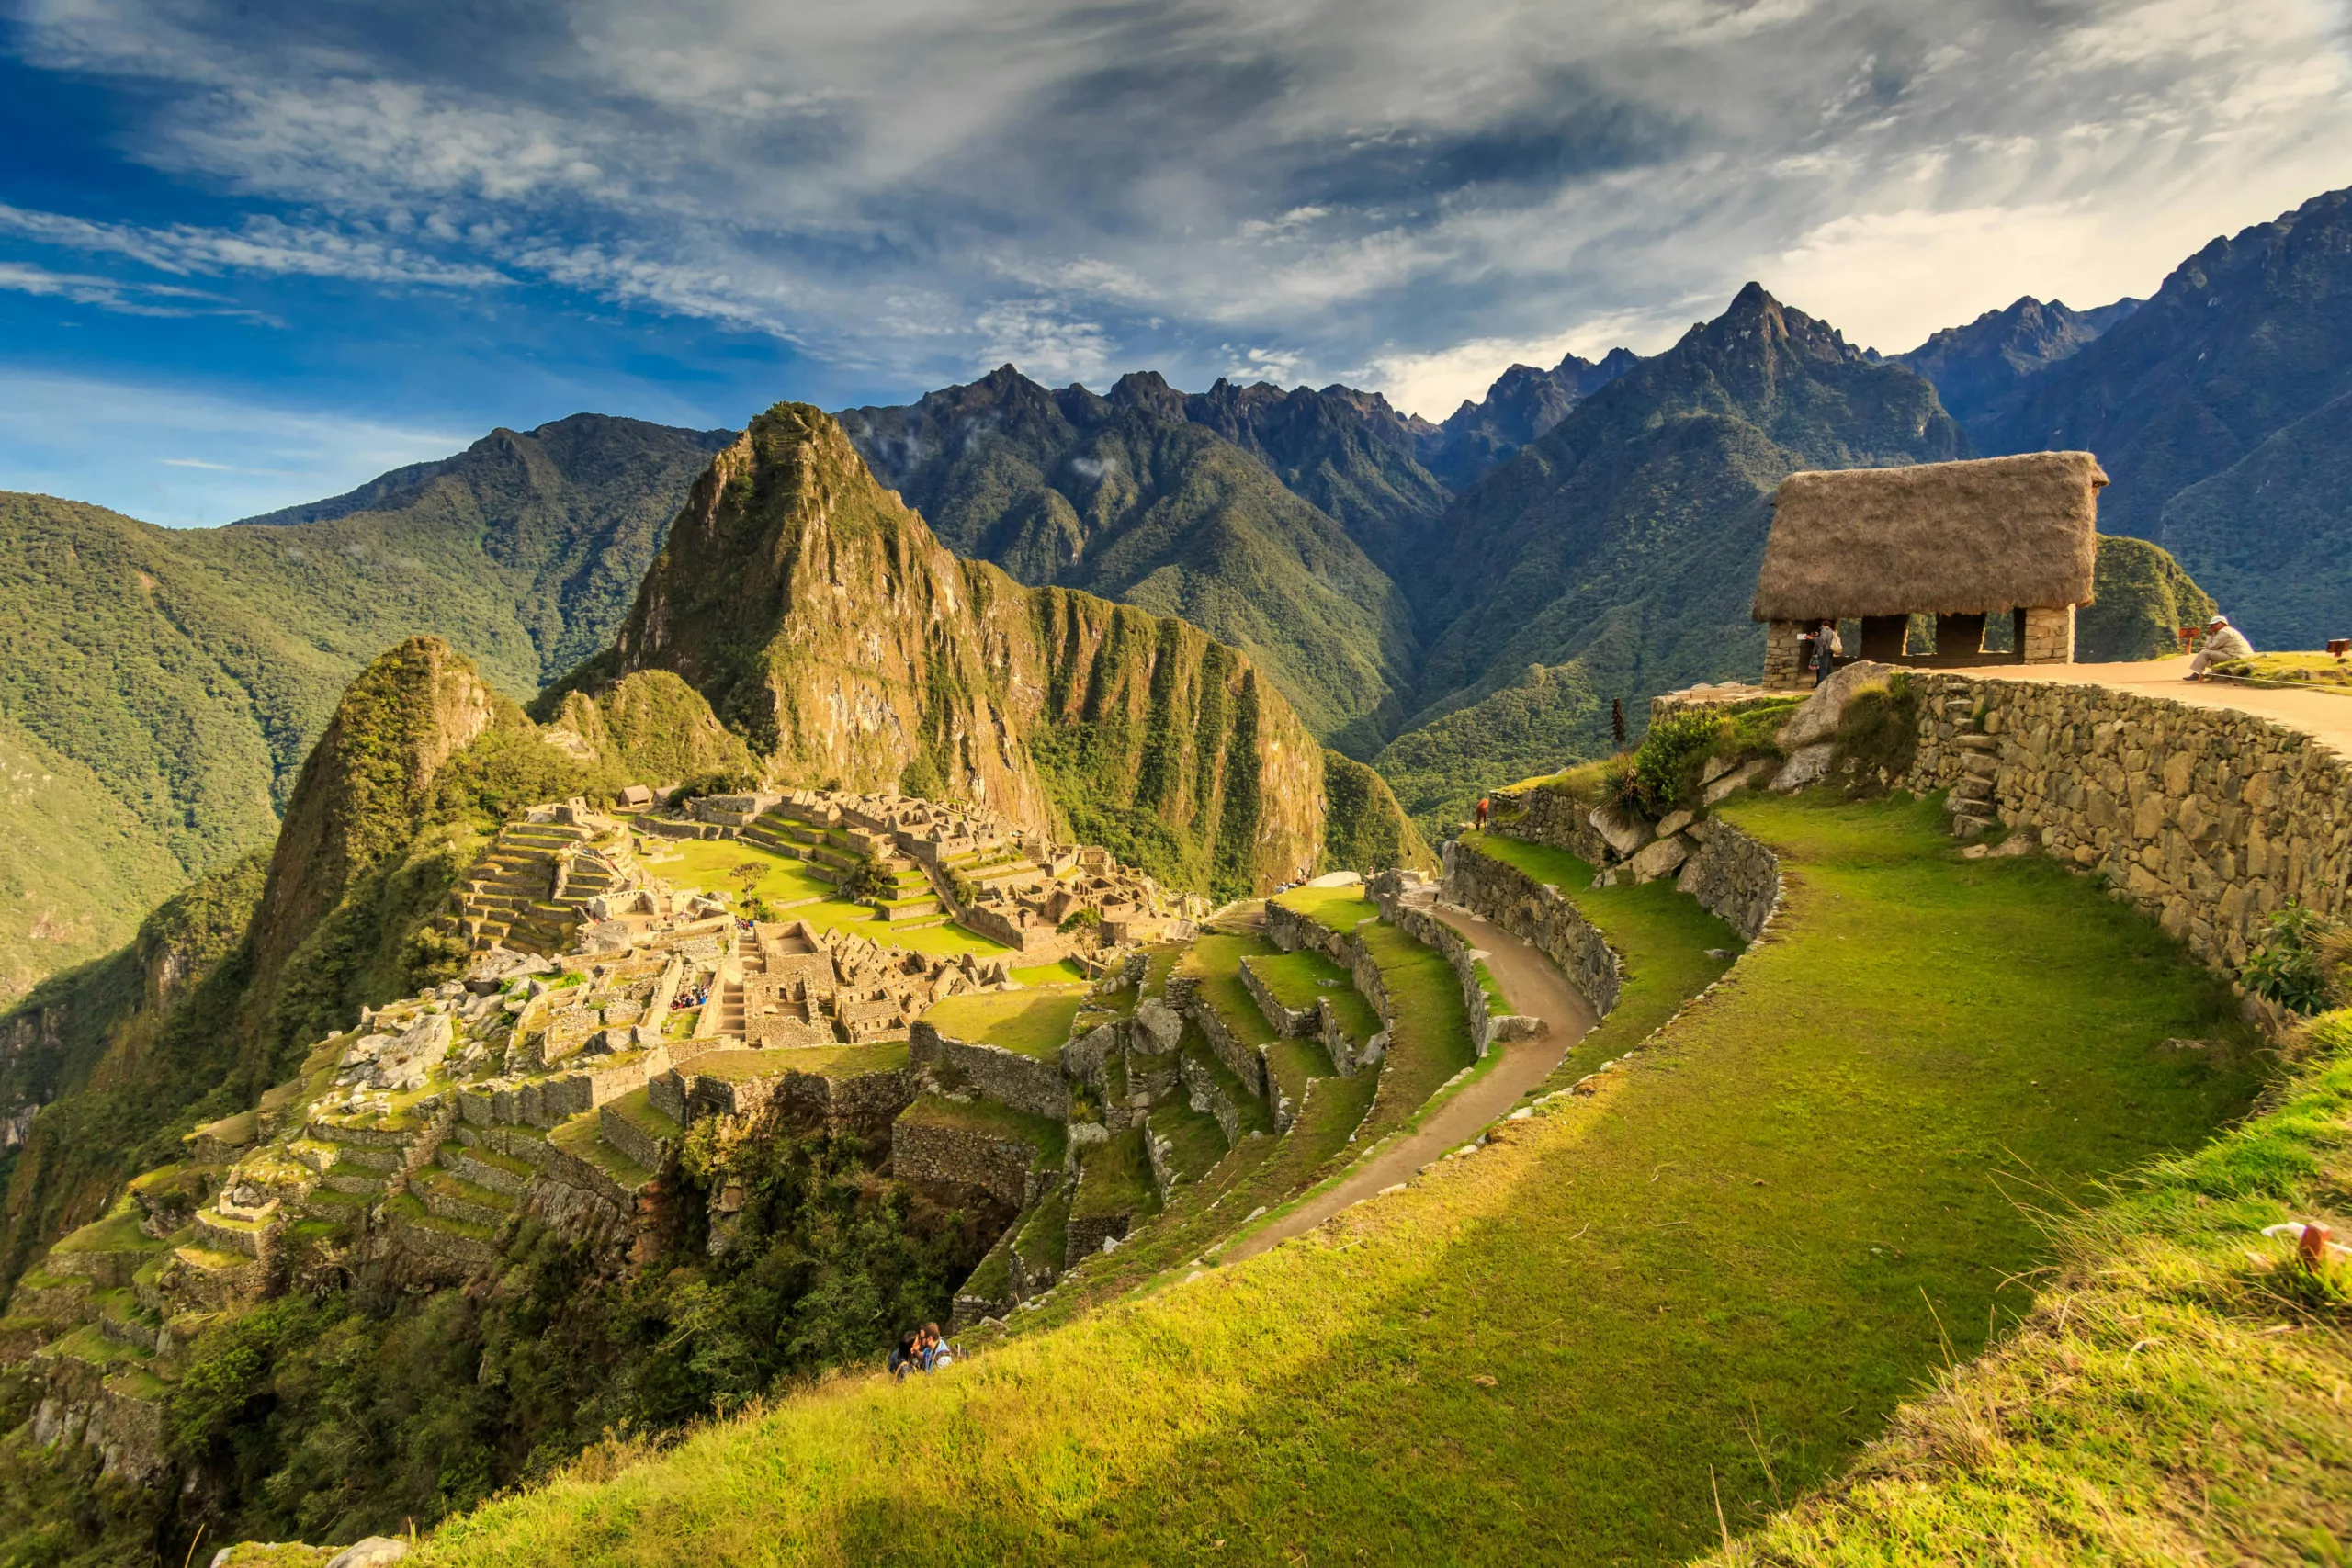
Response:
[1962,656,2352,759]
[1223,904,1596,1263]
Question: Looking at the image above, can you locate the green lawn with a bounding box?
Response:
[423,793,2265,1567]
[1180,932,1280,1047]
[654,840,1015,959]
[921,989,1088,1059]
[1012,960,1088,987]
[1272,885,1379,932]
[1070,1129,1158,1224]
[1348,921,1476,1147]
[1460,830,1743,1102]
[1246,949,1381,1043]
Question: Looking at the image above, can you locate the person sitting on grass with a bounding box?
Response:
[2187,614,2254,681]
[889,1330,920,1381]
[919,1322,954,1371]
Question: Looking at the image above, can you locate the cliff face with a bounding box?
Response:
[588,403,1361,896]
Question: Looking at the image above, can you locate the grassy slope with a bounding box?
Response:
[419,793,2259,1566]
[920,990,1087,1059]
[650,840,1013,960]
[1712,1010,2352,1565]
[1460,831,1741,1101]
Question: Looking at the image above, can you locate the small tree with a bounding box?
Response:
[731,860,765,904]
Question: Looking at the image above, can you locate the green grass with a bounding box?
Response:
[1347,921,1476,1147]
[1463,829,1743,1102]
[1013,1184,1073,1277]
[1262,1036,1339,1120]
[1271,885,1379,933]
[661,840,1015,959]
[546,1116,655,1190]
[1144,1099,1229,1190]
[1070,1129,1157,1224]
[1711,1009,2352,1564]
[420,791,2265,1567]
[896,1096,1069,1171]
[683,1043,910,1082]
[1246,948,1380,1043]
[2209,649,2352,691]
[1180,1030,1272,1137]
[603,1087,684,1145]
[1179,931,1280,1048]
[1011,960,1088,987]
[920,988,1088,1059]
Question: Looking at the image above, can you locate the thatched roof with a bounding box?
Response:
[1750,452,2106,622]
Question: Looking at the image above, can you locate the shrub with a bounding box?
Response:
[1616,711,1725,815]
[1058,908,1104,937]
[2245,903,2340,1014]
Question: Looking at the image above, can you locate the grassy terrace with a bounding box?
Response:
[650,840,1013,959]
[683,1043,911,1081]
[1461,829,1742,1101]
[920,988,1089,1059]
[424,793,2268,1566]
[897,1095,1069,1171]
[1178,932,1280,1048]
[1071,1129,1157,1224]
[1346,921,1475,1146]
[1246,948,1381,1044]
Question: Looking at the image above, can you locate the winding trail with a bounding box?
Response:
[1223,902,1596,1263]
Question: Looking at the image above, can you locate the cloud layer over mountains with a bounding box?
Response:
[8,0,2350,432]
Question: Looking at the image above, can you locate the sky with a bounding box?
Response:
[3,0,2348,526]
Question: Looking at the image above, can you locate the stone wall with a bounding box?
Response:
[1673,818,1781,942]
[1487,787,1614,863]
[909,1022,1069,1120]
[1907,671,2352,976]
[1368,870,1543,1059]
[890,1109,1052,1209]
[1438,845,1624,1019]
[1261,902,1391,1077]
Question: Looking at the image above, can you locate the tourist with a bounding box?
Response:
[2187,615,2254,681]
[889,1331,919,1381]
[922,1324,955,1371]
[1812,619,1840,686]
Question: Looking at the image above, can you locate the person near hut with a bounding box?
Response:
[1811,619,1841,686]
[2187,615,2253,681]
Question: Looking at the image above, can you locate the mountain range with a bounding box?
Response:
[7,181,2352,1010]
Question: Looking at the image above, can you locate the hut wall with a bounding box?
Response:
[2022,605,2075,664]
[1762,621,1809,691]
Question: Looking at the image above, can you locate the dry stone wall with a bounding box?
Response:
[1438,846,1624,1018]
[908,1022,1069,1120]
[1367,870,1543,1058]
[890,1114,1052,1209]
[1907,672,2352,976]
[1673,819,1781,942]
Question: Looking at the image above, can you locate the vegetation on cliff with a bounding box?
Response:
[0,417,725,1000]
[559,401,1424,898]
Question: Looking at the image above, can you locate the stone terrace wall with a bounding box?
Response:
[1261,902,1392,1077]
[1907,672,2352,976]
[1368,870,1543,1059]
[1676,819,1781,942]
[1439,844,1624,1019]
[1489,787,1613,863]
[909,1022,1069,1120]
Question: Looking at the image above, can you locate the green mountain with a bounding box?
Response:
[1370,283,1967,826]
[0,637,748,1289]
[0,416,726,1003]
[1968,186,2352,649]
[1894,295,2137,433]
[556,401,1423,899]
[1421,347,1639,491]
[837,367,1416,754]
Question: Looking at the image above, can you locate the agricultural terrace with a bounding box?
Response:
[423,793,2263,1566]
[920,987,1091,1059]
[646,838,1014,959]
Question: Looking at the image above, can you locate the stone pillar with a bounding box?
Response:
[2021,604,2075,664]
[1761,620,1807,690]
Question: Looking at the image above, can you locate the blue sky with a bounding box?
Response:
[4,0,2349,526]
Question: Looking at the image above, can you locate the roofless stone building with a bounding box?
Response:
[1752,451,2108,690]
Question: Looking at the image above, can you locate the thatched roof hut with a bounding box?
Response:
[1750,452,2106,624]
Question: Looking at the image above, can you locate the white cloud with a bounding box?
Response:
[0,259,266,319]
[6,0,2350,400]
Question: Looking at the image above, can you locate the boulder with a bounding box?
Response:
[1587,803,1652,859]
[1704,760,1770,805]
[324,1540,410,1568]
[1134,998,1185,1055]
[1776,660,1896,750]
[1655,808,1693,839]
[1771,743,1836,793]
[1625,834,1690,884]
